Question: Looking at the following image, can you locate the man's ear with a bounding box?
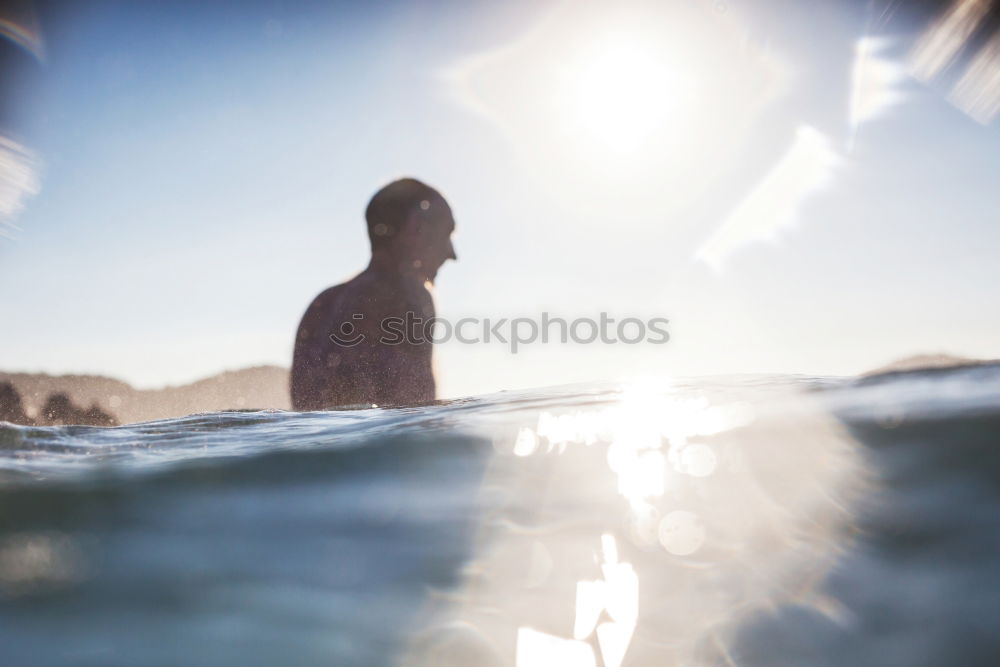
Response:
[397,212,420,240]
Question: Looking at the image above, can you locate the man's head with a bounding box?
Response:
[365,178,457,282]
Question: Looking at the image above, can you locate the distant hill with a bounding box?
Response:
[863,353,998,377]
[0,365,290,425]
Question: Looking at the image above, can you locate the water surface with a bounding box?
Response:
[1,367,998,666]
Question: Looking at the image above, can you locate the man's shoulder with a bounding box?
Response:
[352,271,433,313]
[308,284,344,306]
[297,284,339,322]
[304,273,370,311]
[302,271,433,324]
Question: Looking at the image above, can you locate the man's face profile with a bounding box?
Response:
[402,195,457,283]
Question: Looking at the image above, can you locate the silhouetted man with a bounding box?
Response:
[291,178,457,410]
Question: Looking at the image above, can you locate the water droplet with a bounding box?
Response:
[658,510,705,556]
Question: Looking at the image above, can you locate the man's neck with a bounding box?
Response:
[367,249,427,283]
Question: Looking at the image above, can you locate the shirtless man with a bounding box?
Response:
[290,178,457,410]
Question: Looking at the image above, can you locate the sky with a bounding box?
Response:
[1,0,999,398]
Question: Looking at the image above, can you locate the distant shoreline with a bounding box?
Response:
[0,365,290,425]
[861,353,998,378]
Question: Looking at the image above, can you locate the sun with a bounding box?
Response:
[557,34,696,153]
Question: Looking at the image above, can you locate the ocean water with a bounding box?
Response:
[0,366,998,666]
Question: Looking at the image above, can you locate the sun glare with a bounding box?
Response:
[558,36,695,152]
[446,3,787,216]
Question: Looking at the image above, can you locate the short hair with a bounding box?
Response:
[365,178,442,249]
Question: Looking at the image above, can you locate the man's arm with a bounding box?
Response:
[290,285,363,410]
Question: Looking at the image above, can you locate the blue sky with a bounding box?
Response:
[1,0,998,397]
